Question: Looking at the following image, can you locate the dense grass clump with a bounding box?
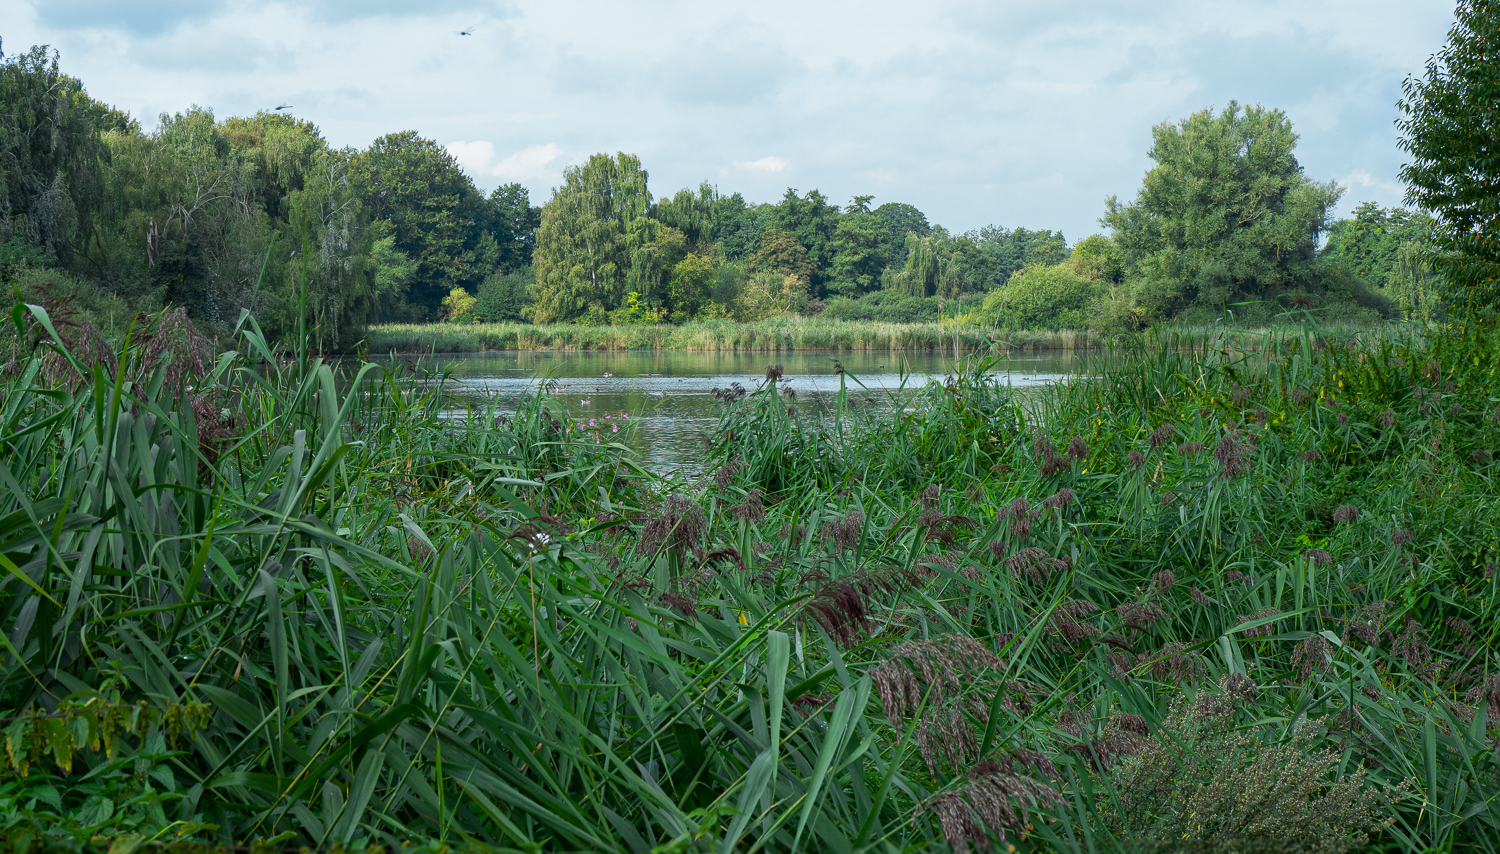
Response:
[0,304,1497,853]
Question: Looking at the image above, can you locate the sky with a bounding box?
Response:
[2,0,1456,241]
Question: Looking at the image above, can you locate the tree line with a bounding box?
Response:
[1,41,1445,348]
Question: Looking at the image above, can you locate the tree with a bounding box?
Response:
[736,272,807,321]
[280,148,377,349]
[485,183,540,272]
[1396,0,1500,318]
[767,189,839,293]
[353,131,487,316]
[970,225,1068,286]
[529,152,652,323]
[667,253,717,321]
[0,44,116,269]
[1323,203,1438,293]
[747,227,814,281]
[1104,102,1343,319]
[624,218,688,314]
[1065,234,1123,283]
[827,203,891,297]
[895,234,940,298]
[874,202,930,266]
[708,191,767,260]
[475,267,532,322]
[652,183,716,249]
[220,112,326,222]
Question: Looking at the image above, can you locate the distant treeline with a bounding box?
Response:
[1,43,1444,350]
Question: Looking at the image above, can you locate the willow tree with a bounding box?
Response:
[529,153,651,323]
[898,234,940,298]
[1104,102,1343,319]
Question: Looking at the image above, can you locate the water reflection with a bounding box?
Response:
[390,350,1080,472]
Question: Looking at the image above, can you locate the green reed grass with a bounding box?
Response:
[363,317,1386,357]
[1,304,1496,853]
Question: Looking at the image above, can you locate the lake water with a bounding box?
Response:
[400,350,1081,472]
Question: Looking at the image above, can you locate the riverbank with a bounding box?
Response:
[363,316,1390,355]
[364,317,1087,353]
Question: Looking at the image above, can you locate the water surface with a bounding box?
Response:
[400,350,1081,471]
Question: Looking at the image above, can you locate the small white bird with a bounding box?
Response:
[603,371,612,378]
[580,397,591,406]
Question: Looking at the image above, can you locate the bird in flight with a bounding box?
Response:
[275,104,293,111]
[456,26,476,35]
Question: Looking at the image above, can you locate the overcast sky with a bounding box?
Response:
[3,0,1456,240]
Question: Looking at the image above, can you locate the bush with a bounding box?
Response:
[978,262,1102,329]
[821,291,984,324]
[1104,692,1395,852]
[438,286,477,322]
[474,266,533,322]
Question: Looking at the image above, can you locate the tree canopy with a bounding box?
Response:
[0,39,1428,340]
[1397,0,1500,319]
[1104,102,1344,318]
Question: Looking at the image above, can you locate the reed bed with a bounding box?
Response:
[364,318,1389,360]
[365,318,1091,354]
[1,306,1496,854]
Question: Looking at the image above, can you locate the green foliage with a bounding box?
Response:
[978,262,1102,329]
[821,290,984,324]
[0,44,119,268]
[438,286,477,322]
[352,131,487,316]
[826,205,891,297]
[746,226,814,281]
[873,202,931,266]
[969,224,1069,284]
[894,234,941,298]
[1066,233,1123,283]
[473,266,532,323]
[530,152,652,323]
[1105,102,1343,320]
[1323,203,1442,322]
[607,289,667,324]
[764,189,840,292]
[1397,0,1500,321]
[483,183,540,274]
[666,252,716,322]
[734,271,808,320]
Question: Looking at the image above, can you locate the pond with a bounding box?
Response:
[398,349,1082,472]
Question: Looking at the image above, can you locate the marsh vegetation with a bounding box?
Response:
[1,301,1497,853]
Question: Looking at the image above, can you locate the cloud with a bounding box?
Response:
[448,141,562,184]
[733,156,787,173]
[34,0,231,36]
[1341,169,1405,199]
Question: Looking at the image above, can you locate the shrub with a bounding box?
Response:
[1104,696,1395,853]
[978,262,1102,329]
[438,286,477,322]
